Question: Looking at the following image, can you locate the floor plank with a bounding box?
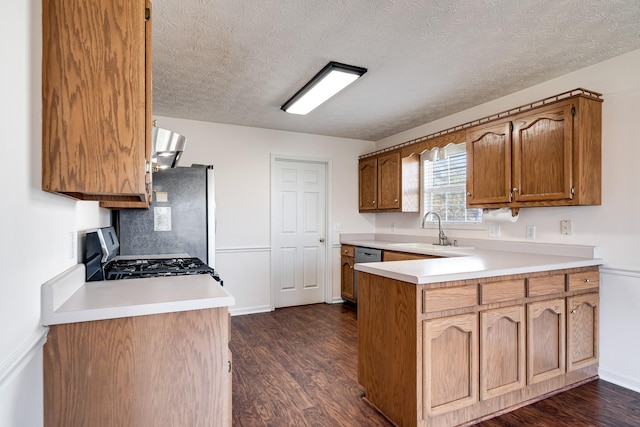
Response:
[230,303,640,426]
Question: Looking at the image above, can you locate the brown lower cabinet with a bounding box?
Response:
[358,266,599,427]
[44,308,231,427]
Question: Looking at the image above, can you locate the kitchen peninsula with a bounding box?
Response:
[342,234,601,427]
[41,265,235,427]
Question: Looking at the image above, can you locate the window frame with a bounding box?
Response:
[420,142,485,231]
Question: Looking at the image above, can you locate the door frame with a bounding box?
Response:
[270,154,333,310]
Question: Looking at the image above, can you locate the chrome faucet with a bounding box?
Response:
[421,211,448,246]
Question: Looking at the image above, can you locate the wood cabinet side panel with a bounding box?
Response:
[573,97,602,205]
[358,273,418,427]
[44,318,137,427]
[42,0,147,198]
[44,309,230,427]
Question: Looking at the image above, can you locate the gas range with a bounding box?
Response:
[105,257,221,281]
[84,226,222,285]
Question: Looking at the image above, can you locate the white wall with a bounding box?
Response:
[0,2,107,426]
[153,117,375,314]
[374,49,640,392]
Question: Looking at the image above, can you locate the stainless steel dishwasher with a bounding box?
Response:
[354,246,382,303]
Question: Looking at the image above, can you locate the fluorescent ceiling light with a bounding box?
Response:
[281,62,367,115]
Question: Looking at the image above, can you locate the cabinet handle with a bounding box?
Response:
[228,360,232,372]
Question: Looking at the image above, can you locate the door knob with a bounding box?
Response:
[319,238,325,243]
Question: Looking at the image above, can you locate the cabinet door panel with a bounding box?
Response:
[358,158,377,211]
[424,313,478,415]
[377,152,401,210]
[480,306,525,400]
[527,299,566,384]
[567,293,599,371]
[466,120,512,205]
[341,255,355,302]
[512,103,573,202]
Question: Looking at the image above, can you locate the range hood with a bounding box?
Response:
[151,126,186,170]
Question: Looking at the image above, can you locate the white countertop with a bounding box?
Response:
[42,264,235,326]
[342,235,602,285]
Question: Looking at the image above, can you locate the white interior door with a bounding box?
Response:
[271,159,326,308]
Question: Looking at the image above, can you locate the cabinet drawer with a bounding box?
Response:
[527,274,565,297]
[423,285,477,313]
[480,279,526,304]
[568,270,599,291]
[341,245,355,257]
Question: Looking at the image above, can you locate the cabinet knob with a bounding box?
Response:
[319,238,325,243]
[394,199,398,203]
[372,201,376,205]
[467,192,471,197]
[571,309,577,314]
[584,278,590,283]
[512,187,519,192]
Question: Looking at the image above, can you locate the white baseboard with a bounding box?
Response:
[599,368,640,393]
[0,327,48,392]
[229,305,273,316]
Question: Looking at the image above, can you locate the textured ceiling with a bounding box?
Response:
[152,0,640,141]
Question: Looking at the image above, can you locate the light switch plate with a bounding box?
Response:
[526,225,536,239]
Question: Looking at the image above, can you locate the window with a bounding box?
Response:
[421,142,482,225]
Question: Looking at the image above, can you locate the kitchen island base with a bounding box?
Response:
[358,267,599,427]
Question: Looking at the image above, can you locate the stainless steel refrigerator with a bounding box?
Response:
[116,165,216,267]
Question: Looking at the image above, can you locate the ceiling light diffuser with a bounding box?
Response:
[281,62,367,115]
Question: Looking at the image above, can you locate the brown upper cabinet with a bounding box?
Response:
[358,151,419,212]
[466,95,602,209]
[42,0,153,207]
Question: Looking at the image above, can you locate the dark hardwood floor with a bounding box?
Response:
[230,303,640,427]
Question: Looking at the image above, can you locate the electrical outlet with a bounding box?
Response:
[561,220,572,235]
[526,225,536,240]
[488,224,500,238]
